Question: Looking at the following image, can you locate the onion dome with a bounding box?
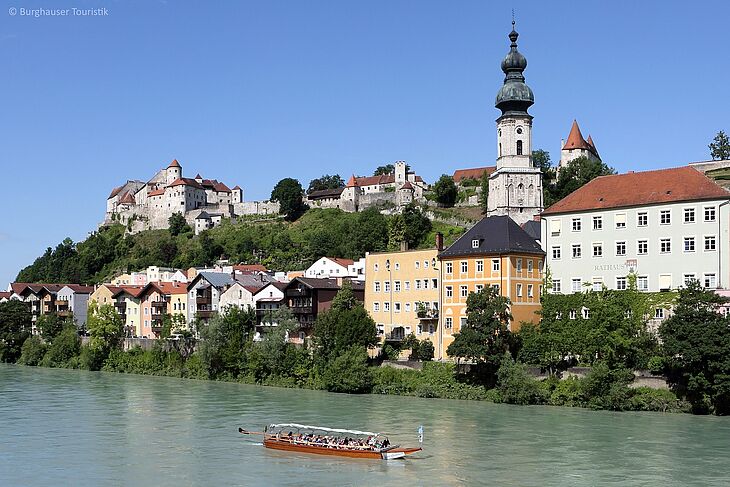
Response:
[495,22,534,117]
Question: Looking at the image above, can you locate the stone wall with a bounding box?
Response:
[234,200,280,215]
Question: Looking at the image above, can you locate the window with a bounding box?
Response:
[424,261,429,269]
[684,208,695,223]
[384,281,390,293]
[432,278,438,289]
[445,286,453,298]
[592,279,602,292]
[637,276,648,291]
[516,259,522,272]
[394,281,401,292]
[660,238,671,253]
[552,279,561,293]
[516,283,523,297]
[616,276,627,290]
[683,273,696,286]
[383,302,390,312]
[445,317,453,330]
[517,140,523,155]
[660,210,671,225]
[616,241,626,256]
[658,274,672,291]
[593,243,603,257]
[552,246,561,260]
[394,303,401,313]
[395,263,400,271]
[415,280,421,290]
[550,219,561,236]
[615,213,626,229]
[705,206,716,222]
[705,235,717,251]
[373,302,380,312]
[593,216,603,230]
[654,308,665,319]
[472,239,480,249]
[476,260,484,273]
[527,260,533,272]
[404,281,410,291]
[423,280,429,290]
[445,262,452,274]
[572,244,582,259]
[460,261,468,273]
[638,240,648,255]
[569,310,577,320]
[638,212,648,227]
[572,278,582,292]
[704,273,717,289]
[475,284,484,293]
[460,286,468,298]
[492,259,500,271]
[684,237,695,252]
[374,263,379,272]
[405,303,411,312]
[415,261,420,270]
[527,284,534,298]
[572,218,582,232]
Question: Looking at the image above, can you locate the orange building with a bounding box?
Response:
[438,216,544,359]
[138,282,188,338]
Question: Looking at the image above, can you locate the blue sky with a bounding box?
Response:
[1,0,728,286]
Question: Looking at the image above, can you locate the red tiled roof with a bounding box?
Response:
[328,257,354,267]
[10,282,32,295]
[148,188,165,197]
[452,166,496,183]
[118,192,135,204]
[168,178,204,189]
[64,284,95,294]
[346,175,357,187]
[168,159,181,168]
[213,182,231,193]
[139,281,187,297]
[400,181,414,190]
[108,186,123,199]
[562,120,594,152]
[232,185,241,190]
[111,285,145,298]
[542,166,730,215]
[0,292,12,299]
[234,264,268,273]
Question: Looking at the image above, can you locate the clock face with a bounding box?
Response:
[516,127,523,134]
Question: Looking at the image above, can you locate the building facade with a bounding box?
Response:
[438,216,545,359]
[541,167,730,294]
[487,23,543,226]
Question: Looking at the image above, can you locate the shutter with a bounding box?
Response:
[658,274,672,290]
[614,213,626,226]
[550,219,561,235]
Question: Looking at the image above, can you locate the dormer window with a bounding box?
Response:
[472,239,480,249]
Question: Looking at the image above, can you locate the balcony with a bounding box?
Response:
[57,310,72,318]
[196,310,216,319]
[151,320,164,332]
[151,313,165,321]
[417,309,439,321]
[196,297,211,305]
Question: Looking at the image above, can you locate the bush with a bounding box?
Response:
[495,355,547,405]
[41,326,81,367]
[322,346,373,394]
[418,340,434,361]
[648,356,665,375]
[79,345,107,371]
[18,336,48,366]
[629,387,690,413]
[548,377,585,407]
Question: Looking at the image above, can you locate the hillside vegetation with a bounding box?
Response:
[16,207,466,284]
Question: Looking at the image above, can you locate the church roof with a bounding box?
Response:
[453,166,496,183]
[495,23,534,117]
[167,159,181,168]
[439,215,545,258]
[542,166,730,215]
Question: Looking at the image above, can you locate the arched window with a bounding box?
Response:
[499,143,502,157]
[516,140,523,155]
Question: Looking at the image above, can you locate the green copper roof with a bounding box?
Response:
[495,24,534,117]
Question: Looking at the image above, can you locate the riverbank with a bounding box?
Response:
[14,343,690,414]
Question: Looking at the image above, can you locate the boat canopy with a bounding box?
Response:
[266,423,381,437]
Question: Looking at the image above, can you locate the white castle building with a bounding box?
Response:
[104,159,279,233]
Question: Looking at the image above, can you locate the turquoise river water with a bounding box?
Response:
[1,364,729,486]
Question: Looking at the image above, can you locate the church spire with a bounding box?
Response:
[495,22,534,118]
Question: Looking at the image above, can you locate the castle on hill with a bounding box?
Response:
[103,159,279,233]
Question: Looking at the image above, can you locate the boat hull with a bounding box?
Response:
[263,438,421,459]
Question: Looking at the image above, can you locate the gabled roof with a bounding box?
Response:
[139,281,187,297]
[118,192,135,204]
[0,291,12,300]
[10,282,33,295]
[452,166,496,183]
[307,187,344,200]
[108,186,124,199]
[327,257,354,268]
[521,220,541,241]
[232,185,242,191]
[213,182,231,193]
[400,181,414,190]
[195,174,203,179]
[148,188,165,196]
[168,159,181,168]
[439,216,545,258]
[541,166,730,216]
[353,174,395,187]
[111,285,145,298]
[189,271,235,290]
[288,277,365,291]
[233,264,268,273]
[168,178,204,189]
[61,284,95,294]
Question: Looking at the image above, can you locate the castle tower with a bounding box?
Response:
[394,161,407,185]
[166,159,182,184]
[558,120,601,171]
[487,22,543,225]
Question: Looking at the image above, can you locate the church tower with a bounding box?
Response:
[487,22,543,225]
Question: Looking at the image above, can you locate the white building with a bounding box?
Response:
[541,166,730,294]
[558,120,601,171]
[304,257,357,279]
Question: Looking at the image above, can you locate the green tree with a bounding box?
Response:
[709,130,730,160]
[321,345,373,393]
[270,178,306,221]
[18,336,48,366]
[41,325,81,367]
[478,170,490,215]
[660,280,730,414]
[401,204,432,249]
[495,354,546,405]
[545,156,615,207]
[373,164,395,176]
[160,313,187,339]
[433,174,458,207]
[387,214,407,250]
[446,286,513,385]
[307,174,344,194]
[168,212,191,236]
[533,149,555,203]
[353,208,388,255]
[36,313,68,342]
[0,300,32,363]
[86,302,124,365]
[198,306,256,379]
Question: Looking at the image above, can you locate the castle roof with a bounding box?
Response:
[108,186,124,199]
[213,182,231,193]
[167,159,181,168]
[118,192,135,204]
[542,166,730,215]
[353,174,396,187]
[195,174,203,179]
[562,120,598,156]
[400,181,414,190]
[452,166,496,183]
[168,178,204,189]
[233,185,242,190]
[307,187,344,200]
[148,188,165,196]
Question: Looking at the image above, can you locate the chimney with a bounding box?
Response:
[400,241,408,252]
[435,232,444,251]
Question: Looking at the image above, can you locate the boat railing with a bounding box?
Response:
[265,434,383,451]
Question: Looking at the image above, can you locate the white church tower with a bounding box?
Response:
[487,22,543,225]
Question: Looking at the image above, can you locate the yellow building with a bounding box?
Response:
[365,247,440,349]
[89,284,117,307]
[112,287,144,337]
[438,216,544,359]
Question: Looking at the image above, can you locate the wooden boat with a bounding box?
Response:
[239,423,422,460]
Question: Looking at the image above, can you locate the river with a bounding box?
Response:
[1,364,729,486]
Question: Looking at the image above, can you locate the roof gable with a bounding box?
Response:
[439,216,545,258]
